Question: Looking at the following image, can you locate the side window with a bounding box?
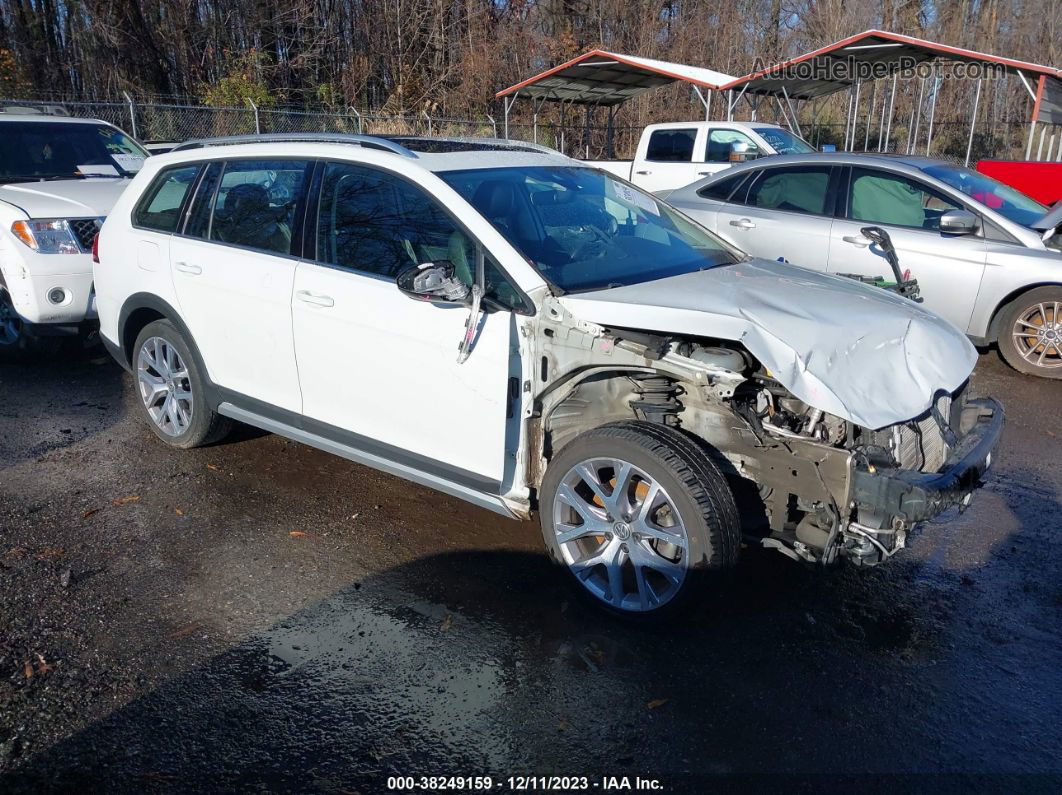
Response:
[745,165,832,215]
[316,162,525,311]
[848,168,963,230]
[697,172,749,202]
[183,161,222,238]
[132,165,200,232]
[645,129,697,162]
[705,130,759,163]
[207,159,311,255]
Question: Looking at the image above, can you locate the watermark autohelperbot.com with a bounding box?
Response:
[750,55,1005,83]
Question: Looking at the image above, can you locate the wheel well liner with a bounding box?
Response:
[118,293,216,399]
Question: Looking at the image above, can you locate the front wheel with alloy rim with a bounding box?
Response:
[132,319,232,448]
[539,421,740,618]
[999,287,1062,379]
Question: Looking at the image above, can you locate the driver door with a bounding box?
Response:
[291,161,520,486]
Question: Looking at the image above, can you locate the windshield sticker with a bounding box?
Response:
[608,178,660,216]
[77,163,120,177]
[111,154,145,173]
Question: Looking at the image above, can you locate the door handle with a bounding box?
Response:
[174,261,202,275]
[729,218,756,229]
[635,170,652,175]
[697,171,714,176]
[295,290,334,308]
[842,234,871,248]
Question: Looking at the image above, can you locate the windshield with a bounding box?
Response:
[921,163,1046,228]
[439,166,738,292]
[0,121,148,182]
[752,127,815,154]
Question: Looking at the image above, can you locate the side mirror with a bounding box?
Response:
[395,261,471,305]
[939,209,980,236]
[729,141,760,162]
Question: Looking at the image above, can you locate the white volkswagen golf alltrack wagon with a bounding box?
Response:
[94,134,1002,617]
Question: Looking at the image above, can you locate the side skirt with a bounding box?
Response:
[216,402,519,520]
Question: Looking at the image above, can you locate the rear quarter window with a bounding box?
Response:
[646,129,697,163]
[697,172,749,202]
[133,165,201,232]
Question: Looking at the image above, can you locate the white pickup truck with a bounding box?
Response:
[588,121,816,194]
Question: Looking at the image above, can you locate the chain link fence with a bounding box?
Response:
[1,95,1054,163]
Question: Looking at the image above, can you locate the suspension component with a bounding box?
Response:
[629,375,683,426]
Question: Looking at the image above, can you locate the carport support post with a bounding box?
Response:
[503,94,518,139]
[584,104,591,158]
[883,73,898,152]
[606,106,615,159]
[122,91,138,140]
[908,77,925,155]
[964,77,983,166]
[1026,75,1047,159]
[781,86,803,138]
[925,77,939,155]
[864,82,876,151]
[842,86,852,150]
[877,79,888,151]
[852,82,862,150]
[692,85,711,121]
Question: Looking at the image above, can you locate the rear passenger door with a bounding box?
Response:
[714,164,838,269]
[291,161,522,487]
[633,128,702,194]
[169,158,312,412]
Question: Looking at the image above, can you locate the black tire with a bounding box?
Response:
[997,286,1062,379]
[132,319,232,448]
[539,420,740,618]
[0,288,63,362]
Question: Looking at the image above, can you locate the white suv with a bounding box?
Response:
[94,134,1002,617]
[0,111,148,357]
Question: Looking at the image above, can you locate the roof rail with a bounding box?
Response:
[385,136,562,155]
[172,132,418,158]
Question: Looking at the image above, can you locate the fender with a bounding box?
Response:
[116,292,222,409]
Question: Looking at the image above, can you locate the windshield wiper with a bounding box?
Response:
[0,174,88,184]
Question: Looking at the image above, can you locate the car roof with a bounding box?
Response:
[709,151,957,176]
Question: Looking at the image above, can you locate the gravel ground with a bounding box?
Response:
[1,347,1060,792]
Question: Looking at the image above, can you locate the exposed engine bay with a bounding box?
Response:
[529,296,1000,568]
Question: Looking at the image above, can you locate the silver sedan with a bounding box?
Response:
[666,153,1062,379]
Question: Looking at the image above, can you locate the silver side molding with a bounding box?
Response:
[217,402,518,519]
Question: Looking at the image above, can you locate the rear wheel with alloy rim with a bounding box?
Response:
[132,319,231,448]
[999,287,1062,379]
[540,421,740,617]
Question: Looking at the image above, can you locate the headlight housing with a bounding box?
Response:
[11,219,82,254]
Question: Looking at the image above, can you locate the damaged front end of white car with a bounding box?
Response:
[527,258,1003,567]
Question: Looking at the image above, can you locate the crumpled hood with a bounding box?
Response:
[559,258,977,429]
[0,178,131,218]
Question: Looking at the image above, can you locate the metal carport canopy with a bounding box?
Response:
[721,29,1062,123]
[495,50,736,106]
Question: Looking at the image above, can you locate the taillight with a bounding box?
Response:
[91,232,100,264]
